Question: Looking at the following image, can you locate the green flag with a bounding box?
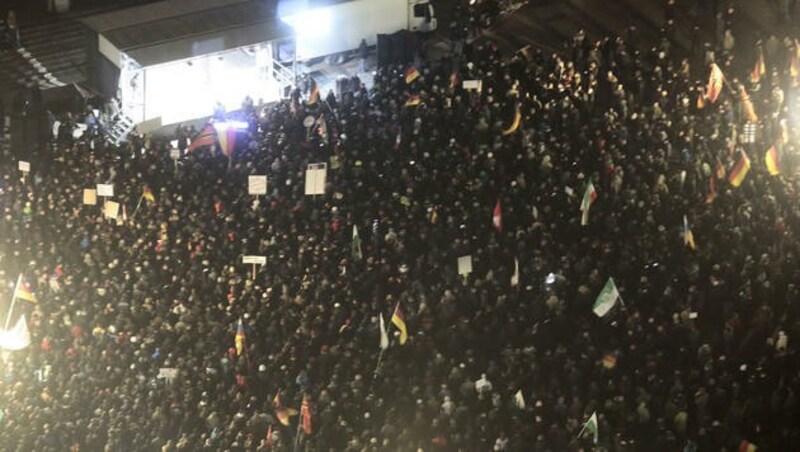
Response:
[593,278,619,317]
[352,225,363,261]
[584,411,598,444]
[580,180,597,226]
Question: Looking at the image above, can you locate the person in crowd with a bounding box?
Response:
[1,7,800,452]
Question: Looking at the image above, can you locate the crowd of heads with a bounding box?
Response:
[2,4,800,452]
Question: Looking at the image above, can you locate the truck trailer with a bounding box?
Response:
[280,0,437,62]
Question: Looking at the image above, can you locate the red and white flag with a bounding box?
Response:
[492,200,502,232]
[706,63,724,103]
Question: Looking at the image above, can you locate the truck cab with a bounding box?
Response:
[409,1,437,33]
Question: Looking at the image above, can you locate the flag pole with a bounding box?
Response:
[293,411,303,451]
[374,348,386,377]
[576,421,588,440]
[3,275,21,330]
[131,195,144,219]
[375,301,400,376]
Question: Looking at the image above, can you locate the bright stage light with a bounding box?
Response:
[141,49,279,125]
[281,7,332,37]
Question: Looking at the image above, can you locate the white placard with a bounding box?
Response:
[96,184,114,197]
[248,175,268,195]
[242,255,267,265]
[83,189,97,205]
[457,255,473,276]
[462,80,482,92]
[170,149,181,160]
[305,163,327,195]
[19,161,30,172]
[104,201,120,219]
[157,368,178,380]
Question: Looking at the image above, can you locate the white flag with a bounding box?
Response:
[0,314,31,350]
[514,389,526,409]
[584,411,599,444]
[593,278,620,317]
[510,257,519,287]
[379,313,389,350]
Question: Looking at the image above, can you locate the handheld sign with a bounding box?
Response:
[248,175,268,196]
[157,368,178,381]
[96,184,114,197]
[83,189,97,205]
[462,80,482,92]
[303,115,315,140]
[242,256,267,265]
[242,255,267,279]
[18,161,30,173]
[304,163,327,195]
[457,255,473,276]
[104,201,120,219]
[170,149,181,160]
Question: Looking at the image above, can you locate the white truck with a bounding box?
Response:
[280,0,438,62]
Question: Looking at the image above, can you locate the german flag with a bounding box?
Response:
[235,317,245,356]
[308,79,320,105]
[682,215,696,251]
[449,68,459,90]
[739,439,757,452]
[728,151,751,187]
[750,47,765,84]
[705,176,717,204]
[404,94,421,107]
[602,353,617,369]
[765,145,780,176]
[187,124,217,153]
[217,126,237,158]
[143,186,155,203]
[391,304,408,345]
[715,158,726,180]
[301,395,312,434]
[276,407,298,426]
[405,65,420,84]
[501,104,521,136]
[14,274,37,303]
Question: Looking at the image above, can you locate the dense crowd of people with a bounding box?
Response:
[2,3,800,452]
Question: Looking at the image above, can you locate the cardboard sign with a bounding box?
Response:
[462,80,482,92]
[242,255,267,265]
[170,149,181,160]
[248,175,268,195]
[304,163,327,195]
[157,368,178,380]
[83,189,97,205]
[96,184,114,197]
[457,255,473,276]
[18,161,30,172]
[104,201,120,219]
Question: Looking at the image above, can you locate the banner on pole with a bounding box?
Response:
[457,255,473,276]
[305,163,327,195]
[104,201,120,219]
[248,175,268,195]
[96,184,114,197]
[83,189,97,205]
[462,80,482,92]
[242,255,267,265]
